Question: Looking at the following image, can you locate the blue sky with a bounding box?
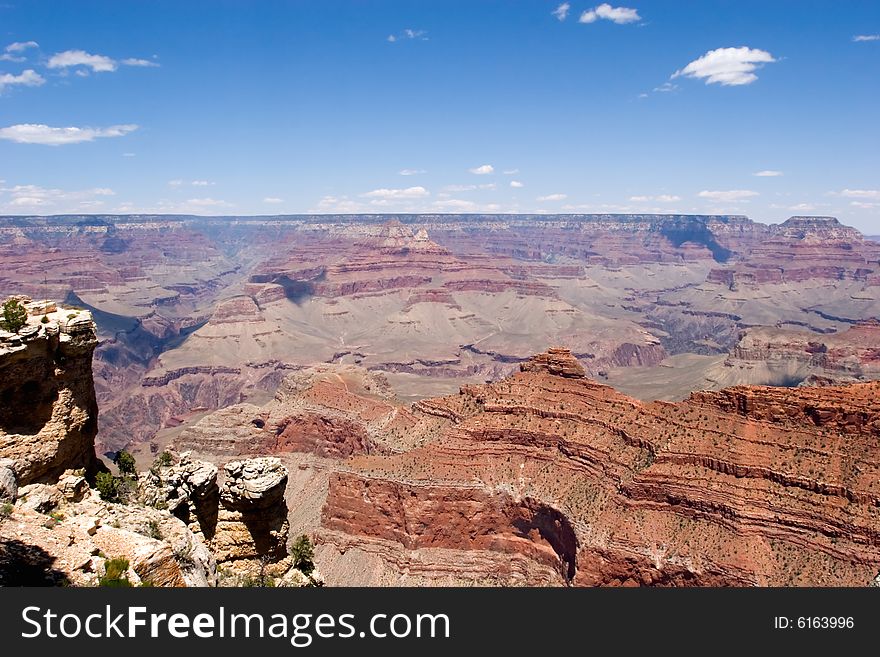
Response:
[0,0,878,232]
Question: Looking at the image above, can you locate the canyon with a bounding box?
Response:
[2,212,880,586]
[1,213,877,455]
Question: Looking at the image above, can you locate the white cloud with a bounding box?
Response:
[579,4,641,24]
[388,28,428,42]
[672,47,777,86]
[443,183,496,192]
[850,201,878,209]
[169,179,214,187]
[47,49,117,72]
[181,198,231,208]
[121,57,159,67]
[553,3,570,21]
[630,194,680,202]
[122,152,136,157]
[0,69,44,93]
[433,198,478,212]
[838,189,880,199]
[399,168,426,176]
[314,195,367,213]
[698,189,759,201]
[263,197,284,204]
[468,164,494,175]
[753,170,783,177]
[502,168,519,175]
[537,193,568,201]
[653,82,678,93]
[0,183,115,213]
[5,40,38,53]
[0,123,138,145]
[510,180,524,188]
[788,203,816,211]
[362,186,430,200]
[1,41,38,62]
[853,35,880,42]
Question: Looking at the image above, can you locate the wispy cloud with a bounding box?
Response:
[0,183,114,213]
[361,186,430,200]
[579,4,641,25]
[468,164,494,175]
[399,168,426,176]
[443,183,496,192]
[47,49,117,72]
[853,34,880,42]
[502,168,519,175]
[753,170,783,177]
[698,189,758,201]
[5,40,38,53]
[673,47,776,86]
[1,40,38,62]
[653,82,678,93]
[120,57,159,67]
[630,194,680,202]
[0,69,44,93]
[837,189,880,199]
[263,197,284,204]
[387,28,428,43]
[510,180,524,188]
[47,49,159,73]
[552,3,570,21]
[537,193,567,201]
[169,179,214,187]
[0,123,138,145]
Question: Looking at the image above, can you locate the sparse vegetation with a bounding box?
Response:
[95,471,122,502]
[40,315,49,324]
[145,519,162,540]
[1,298,28,333]
[156,451,174,467]
[99,558,133,587]
[0,502,14,519]
[290,534,315,575]
[115,450,137,476]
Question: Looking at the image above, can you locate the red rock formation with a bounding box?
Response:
[315,349,880,586]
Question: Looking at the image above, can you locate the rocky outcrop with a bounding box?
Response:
[520,347,586,378]
[139,453,290,573]
[0,300,100,486]
[0,469,216,587]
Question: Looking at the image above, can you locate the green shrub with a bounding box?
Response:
[156,451,173,467]
[95,471,121,502]
[290,534,315,575]
[40,315,49,324]
[115,450,137,476]
[99,558,133,587]
[1,298,27,333]
[0,502,14,519]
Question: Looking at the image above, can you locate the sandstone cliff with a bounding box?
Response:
[312,348,880,586]
[0,299,100,485]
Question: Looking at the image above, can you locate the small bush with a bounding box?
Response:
[0,502,14,519]
[99,558,133,588]
[156,451,173,468]
[1,298,28,333]
[95,471,122,502]
[290,534,315,575]
[40,315,49,324]
[145,519,162,540]
[115,450,137,476]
